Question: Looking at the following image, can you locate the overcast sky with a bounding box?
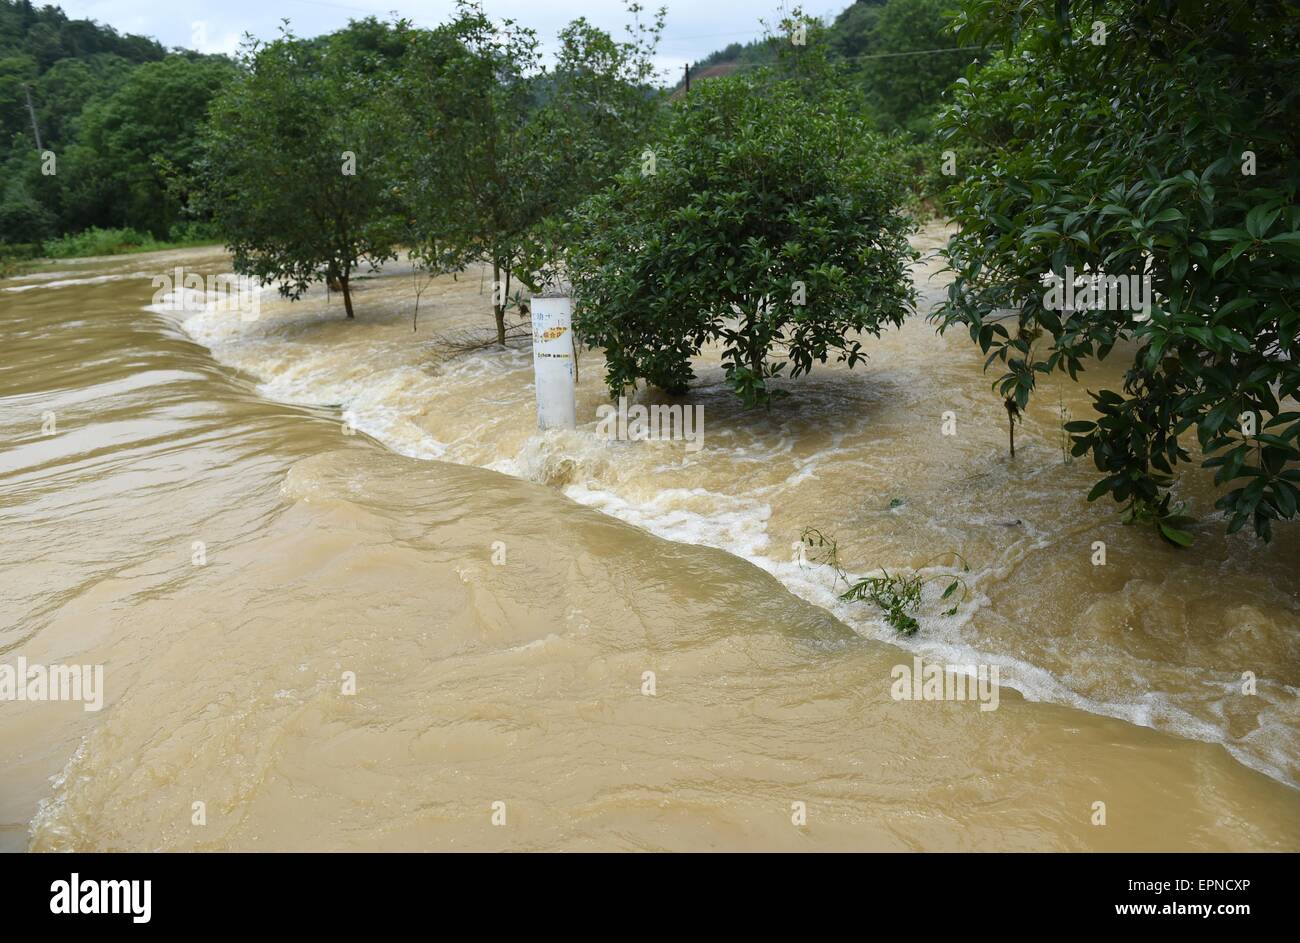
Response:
[51,0,850,86]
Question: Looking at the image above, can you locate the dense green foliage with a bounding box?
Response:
[41,225,209,258]
[854,0,977,135]
[566,73,915,406]
[195,2,663,326]
[935,0,1300,542]
[5,0,1296,548]
[390,1,665,342]
[1,0,233,247]
[202,25,406,318]
[688,1,978,137]
[684,1,980,211]
[0,0,163,73]
[60,56,237,238]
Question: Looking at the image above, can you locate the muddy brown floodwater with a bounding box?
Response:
[1,227,1297,851]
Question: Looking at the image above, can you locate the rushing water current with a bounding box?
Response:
[2,228,1297,851]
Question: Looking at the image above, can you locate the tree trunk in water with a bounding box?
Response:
[1004,398,1020,457]
[747,304,765,382]
[341,274,355,320]
[494,305,506,346]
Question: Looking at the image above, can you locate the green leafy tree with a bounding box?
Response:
[828,1,887,58]
[0,0,165,150]
[566,73,916,406]
[0,54,38,148]
[766,8,843,95]
[856,0,978,135]
[391,0,664,345]
[390,5,545,342]
[34,54,136,145]
[0,172,53,244]
[202,26,405,318]
[935,0,1300,542]
[0,0,176,245]
[541,7,666,204]
[62,55,235,237]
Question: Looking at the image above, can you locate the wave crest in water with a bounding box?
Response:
[158,241,1300,790]
[27,451,1300,851]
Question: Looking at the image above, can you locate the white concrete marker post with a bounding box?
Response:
[530,292,577,430]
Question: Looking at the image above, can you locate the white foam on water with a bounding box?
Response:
[566,481,773,560]
[5,271,156,292]
[154,273,1300,790]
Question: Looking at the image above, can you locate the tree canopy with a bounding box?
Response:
[935,0,1300,542]
[0,0,228,245]
[202,26,405,318]
[390,0,665,343]
[567,72,916,406]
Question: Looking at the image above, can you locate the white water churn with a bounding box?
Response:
[530,293,577,430]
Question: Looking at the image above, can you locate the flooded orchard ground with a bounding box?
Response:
[1,227,1297,850]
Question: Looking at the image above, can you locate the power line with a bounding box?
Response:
[715,45,988,71]
[843,44,986,62]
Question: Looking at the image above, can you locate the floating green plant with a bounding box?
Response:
[798,529,971,635]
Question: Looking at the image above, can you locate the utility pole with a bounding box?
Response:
[22,83,42,151]
[684,63,690,93]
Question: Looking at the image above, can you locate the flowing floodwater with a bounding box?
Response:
[1,231,1297,851]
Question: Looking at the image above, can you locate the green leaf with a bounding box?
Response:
[1246,205,1280,239]
[1087,478,1114,502]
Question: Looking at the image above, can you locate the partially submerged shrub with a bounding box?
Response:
[935,0,1300,542]
[567,72,917,407]
[202,26,405,319]
[799,528,970,635]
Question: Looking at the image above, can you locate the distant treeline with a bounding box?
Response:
[687,0,981,136]
[0,0,238,245]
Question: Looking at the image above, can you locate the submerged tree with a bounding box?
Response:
[934,0,1300,542]
[390,0,664,345]
[202,25,404,318]
[566,72,916,406]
